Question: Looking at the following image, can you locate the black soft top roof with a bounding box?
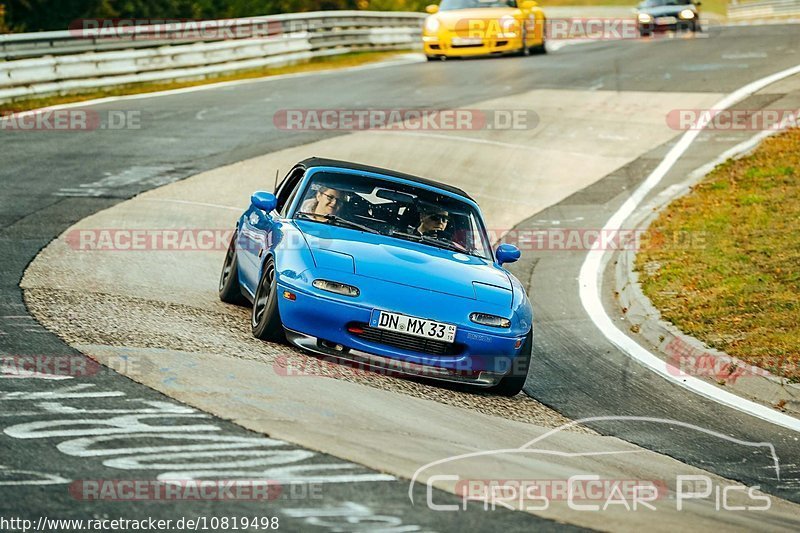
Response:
[298,157,474,202]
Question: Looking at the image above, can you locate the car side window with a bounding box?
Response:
[276,168,304,216]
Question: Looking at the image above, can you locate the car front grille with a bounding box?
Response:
[351,324,459,356]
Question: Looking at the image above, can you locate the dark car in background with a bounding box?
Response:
[636,0,701,36]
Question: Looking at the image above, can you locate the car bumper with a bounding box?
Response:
[284,328,508,386]
[423,35,524,57]
[639,20,696,32]
[277,282,529,381]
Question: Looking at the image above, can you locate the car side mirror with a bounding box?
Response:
[496,243,521,265]
[426,4,439,14]
[251,191,277,213]
[521,1,537,9]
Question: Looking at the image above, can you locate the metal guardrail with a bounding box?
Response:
[0,11,425,104]
[727,0,800,19]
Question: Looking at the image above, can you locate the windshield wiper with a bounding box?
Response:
[390,230,469,254]
[296,212,380,234]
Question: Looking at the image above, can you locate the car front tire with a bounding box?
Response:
[487,329,533,397]
[219,231,246,305]
[517,30,530,56]
[533,19,547,54]
[251,257,284,342]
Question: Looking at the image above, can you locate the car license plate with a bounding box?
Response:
[451,37,483,46]
[655,16,677,25]
[371,310,457,343]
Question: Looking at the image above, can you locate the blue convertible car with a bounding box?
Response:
[219,157,533,396]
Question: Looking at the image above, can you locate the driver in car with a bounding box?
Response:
[416,205,449,236]
[301,184,346,217]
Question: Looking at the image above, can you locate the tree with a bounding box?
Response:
[3,0,421,32]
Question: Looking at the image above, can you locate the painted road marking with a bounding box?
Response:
[142,198,245,212]
[0,370,396,486]
[0,465,70,486]
[55,166,176,197]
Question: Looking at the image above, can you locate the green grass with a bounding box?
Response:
[636,128,800,381]
[0,50,409,114]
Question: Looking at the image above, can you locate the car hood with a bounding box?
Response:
[434,8,521,31]
[639,5,694,16]
[295,220,512,302]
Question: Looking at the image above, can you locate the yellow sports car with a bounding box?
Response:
[423,0,546,60]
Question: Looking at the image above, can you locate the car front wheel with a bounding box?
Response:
[487,329,533,397]
[219,231,246,305]
[533,20,547,54]
[251,257,284,342]
[517,29,530,56]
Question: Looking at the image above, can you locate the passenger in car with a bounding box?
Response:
[416,205,450,236]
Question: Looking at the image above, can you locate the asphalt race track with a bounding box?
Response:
[2,23,800,531]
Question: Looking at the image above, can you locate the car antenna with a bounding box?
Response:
[274,169,280,192]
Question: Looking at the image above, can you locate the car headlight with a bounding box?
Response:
[638,13,653,23]
[312,279,360,297]
[469,312,511,328]
[679,9,695,19]
[424,17,440,33]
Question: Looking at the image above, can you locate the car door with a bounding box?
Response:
[237,167,305,294]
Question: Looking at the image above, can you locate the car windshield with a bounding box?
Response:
[641,0,692,6]
[439,0,517,11]
[293,171,492,259]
